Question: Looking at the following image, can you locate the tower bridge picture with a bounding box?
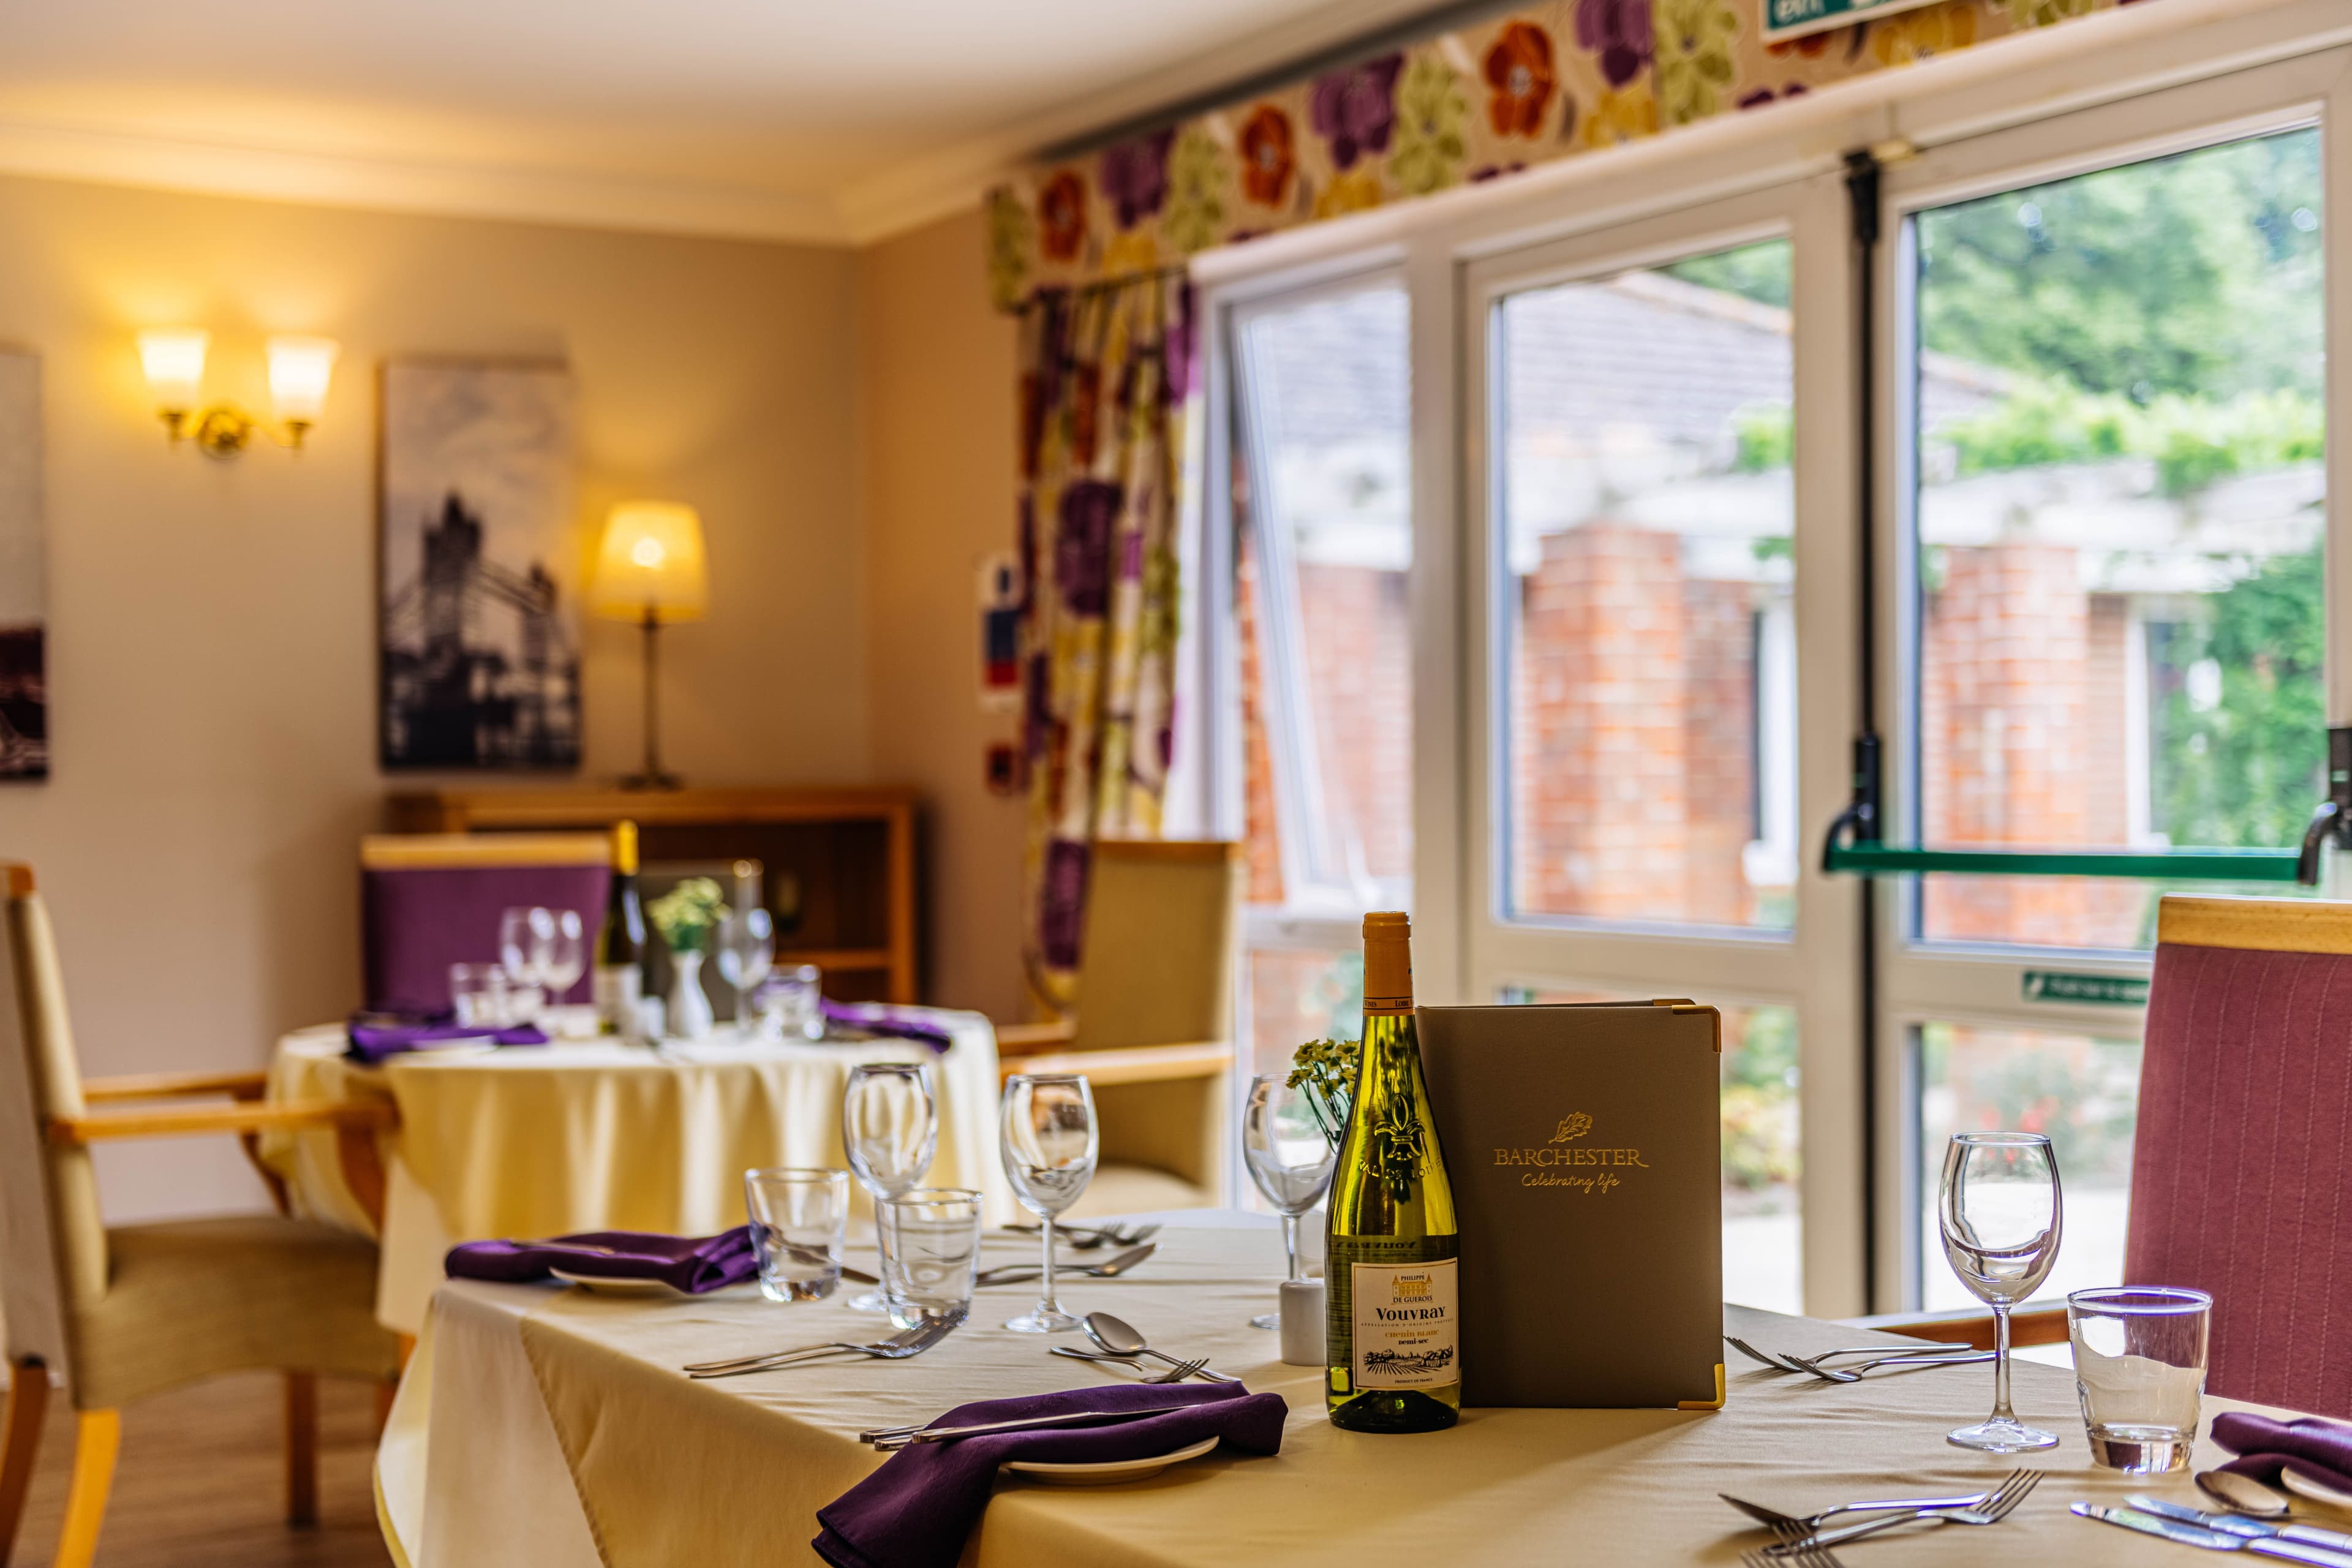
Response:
[381,491,580,768]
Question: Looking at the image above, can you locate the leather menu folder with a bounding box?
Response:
[1418,1000,1725,1409]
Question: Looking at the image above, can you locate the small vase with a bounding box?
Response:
[668,948,715,1041]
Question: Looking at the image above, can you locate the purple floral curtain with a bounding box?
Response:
[1016,273,1193,1014]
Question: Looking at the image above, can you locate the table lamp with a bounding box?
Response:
[591,500,707,790]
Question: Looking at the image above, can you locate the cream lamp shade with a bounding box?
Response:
[590,502,707,623]
[265,336,340,424]
[138,328,209,411]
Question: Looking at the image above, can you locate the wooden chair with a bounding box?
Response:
[998,841,1241,1215]
[0,864,401,1566]
[1860,894,2352,1417]
[360,832,611,1014]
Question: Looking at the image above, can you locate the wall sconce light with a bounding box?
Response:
[138,330,339,458]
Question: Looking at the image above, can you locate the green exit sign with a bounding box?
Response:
[2022,971,2150,1007]
[1765,0,1942,44]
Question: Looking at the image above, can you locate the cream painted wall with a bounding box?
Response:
[858,208,1027,1024]
[0,173,865,1222]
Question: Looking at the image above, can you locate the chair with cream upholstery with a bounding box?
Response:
[0,863,400,1567]
[999,840,1241,1215]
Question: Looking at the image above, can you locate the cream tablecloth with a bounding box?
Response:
[261,1010,1012,1332]
[377,1213,2314,1568]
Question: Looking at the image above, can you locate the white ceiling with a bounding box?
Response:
[0,0,1449,246]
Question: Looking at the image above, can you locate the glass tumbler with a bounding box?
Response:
[2068,1285,2212,1472]
[448,963,509,1028]
[878,1188,982,1329]
[743,1167,850,1302]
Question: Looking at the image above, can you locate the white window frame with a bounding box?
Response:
[1183,0,2352,1311]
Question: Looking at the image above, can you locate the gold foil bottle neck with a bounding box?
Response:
[1362,910,1413,1014]
[612,820,639,875]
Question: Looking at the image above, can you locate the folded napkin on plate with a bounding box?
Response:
[814,1381,1286,1568]
[820,999,954,1052]
[346,1014,547,1065]
[2213,1412,2352,1494]
[445,1225,758,1294]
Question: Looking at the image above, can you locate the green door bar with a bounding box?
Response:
[1821,840,2302,883]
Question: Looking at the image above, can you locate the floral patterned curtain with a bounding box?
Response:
[1017,273,1193,1014]
[986,0,2138,311]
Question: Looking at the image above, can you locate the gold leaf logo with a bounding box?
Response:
[1550,1112,1593,1144]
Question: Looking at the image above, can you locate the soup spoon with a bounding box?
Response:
[2198,1470,2294,1518]
[1082,1312,1241,1383]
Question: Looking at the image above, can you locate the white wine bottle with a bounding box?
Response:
[1325,911,1460,1432]
[593,820,647,1040]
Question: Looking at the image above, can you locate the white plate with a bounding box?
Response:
[548,1268,686,1298]
[2282,1467,2352,1518]
[1003,1435,1219,1486]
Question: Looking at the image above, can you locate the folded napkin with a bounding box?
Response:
[346,1014,547,1065]
[820,998,954,1053]
[2213,1412,2352,1494]
[445,1225,759,1295]
[814,1381,1286,1568]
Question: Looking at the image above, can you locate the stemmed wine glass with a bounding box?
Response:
[497,907,553,1024]
[716,908,775,1039]
[1940,1131,2064,1452]
[539,910,585,1012]
[841,1062,938,1313]
[1242,1073,1336,1330]
[998,1073,1097,1333]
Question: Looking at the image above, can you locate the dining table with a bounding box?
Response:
[257,1006,1013,1333]
[373,1208,2323,1568]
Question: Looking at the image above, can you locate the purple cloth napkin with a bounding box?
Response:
[821,998,954,1053]
[345,1015,548,1065]
[813,1381,1286,1568]
[445,1226,759,1295]
[2212,1412,2352,1494]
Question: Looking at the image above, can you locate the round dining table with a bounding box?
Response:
[258,1008,1013,1333]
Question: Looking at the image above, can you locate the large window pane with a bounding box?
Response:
[1917,1022,2141,1310]
[1495,240,1797,931]
[1234,285,1412,910]
[1910,129,2325,949]
[1503,988,1801,1314]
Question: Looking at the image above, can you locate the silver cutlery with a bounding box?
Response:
[1006,1221,1162,1251]
[1083,1311,1240,1384]
[1782,1348,1996,1384]
[1722,1468,2033,1534]
[976,1243,1158,1288]
[2074,1502,2352,1566]
[1744,1547,1843,1568]
[1766,1468,2040,1554]
[2202,1471,2301,1519]
[867,1401,1198,1451]
[1724,1333,1972,1373]
[683,1317,955,1378]
[2130,1496,2352,1555]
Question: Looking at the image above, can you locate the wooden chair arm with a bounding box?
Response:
[46,1098,398,1145]
[997,1042,1232,1087]
[81,1070,271,1104]
[994,1020,1079,1054]
[1842,1303,2071,1351]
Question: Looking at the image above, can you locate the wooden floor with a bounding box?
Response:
[12,1373,390,1567]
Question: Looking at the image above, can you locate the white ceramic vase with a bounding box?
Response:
[668,948,715,1041]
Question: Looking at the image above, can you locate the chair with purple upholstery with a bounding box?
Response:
[360,834,611,1016]
[2124,894,2352,1419]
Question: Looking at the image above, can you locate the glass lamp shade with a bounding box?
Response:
[138,328,209,410]
[266,336,339,423]
[590,501,709,623]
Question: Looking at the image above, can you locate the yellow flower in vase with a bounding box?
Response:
[1654,0,1742,127]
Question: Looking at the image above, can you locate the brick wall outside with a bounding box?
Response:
[1296,561,1413,884]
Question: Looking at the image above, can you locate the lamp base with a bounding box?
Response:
[618,769,685,792]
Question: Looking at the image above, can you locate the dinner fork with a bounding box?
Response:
[975,1243,1158,1287]
[1007,1221,1161,1251]
[1781,1348,1995,1383]
[1722,1468,2032,1534]
[684,1318,952,1379]
[1744,1547,1843,1568]
[1725,1335,1970,1372]
[1765,1468,2041,1555]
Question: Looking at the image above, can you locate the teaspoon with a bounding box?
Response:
[1082,1311,1241,1383]
[2198,1469,2294,1518]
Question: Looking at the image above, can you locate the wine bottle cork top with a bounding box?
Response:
[1362,911,1412,1012]
[612,820,639,875]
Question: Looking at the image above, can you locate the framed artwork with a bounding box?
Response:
[379,360,581,770]
[0,352,42,782]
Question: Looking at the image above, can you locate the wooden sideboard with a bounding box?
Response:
[386,787,921,1004]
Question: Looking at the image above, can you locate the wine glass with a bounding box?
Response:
[998,1073,1097,1333]
[840,1062,938,1313]
[497,907,554,1024]
[538,910,586,1010]
[715,907,775,1039]
[1940,1131,2064,1452]
[1242,1073,1336,1330]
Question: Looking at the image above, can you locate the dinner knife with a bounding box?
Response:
[2128,1495,2352,1553]
[2073,1502,2352,1566]
[869,1404,1196,1447]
